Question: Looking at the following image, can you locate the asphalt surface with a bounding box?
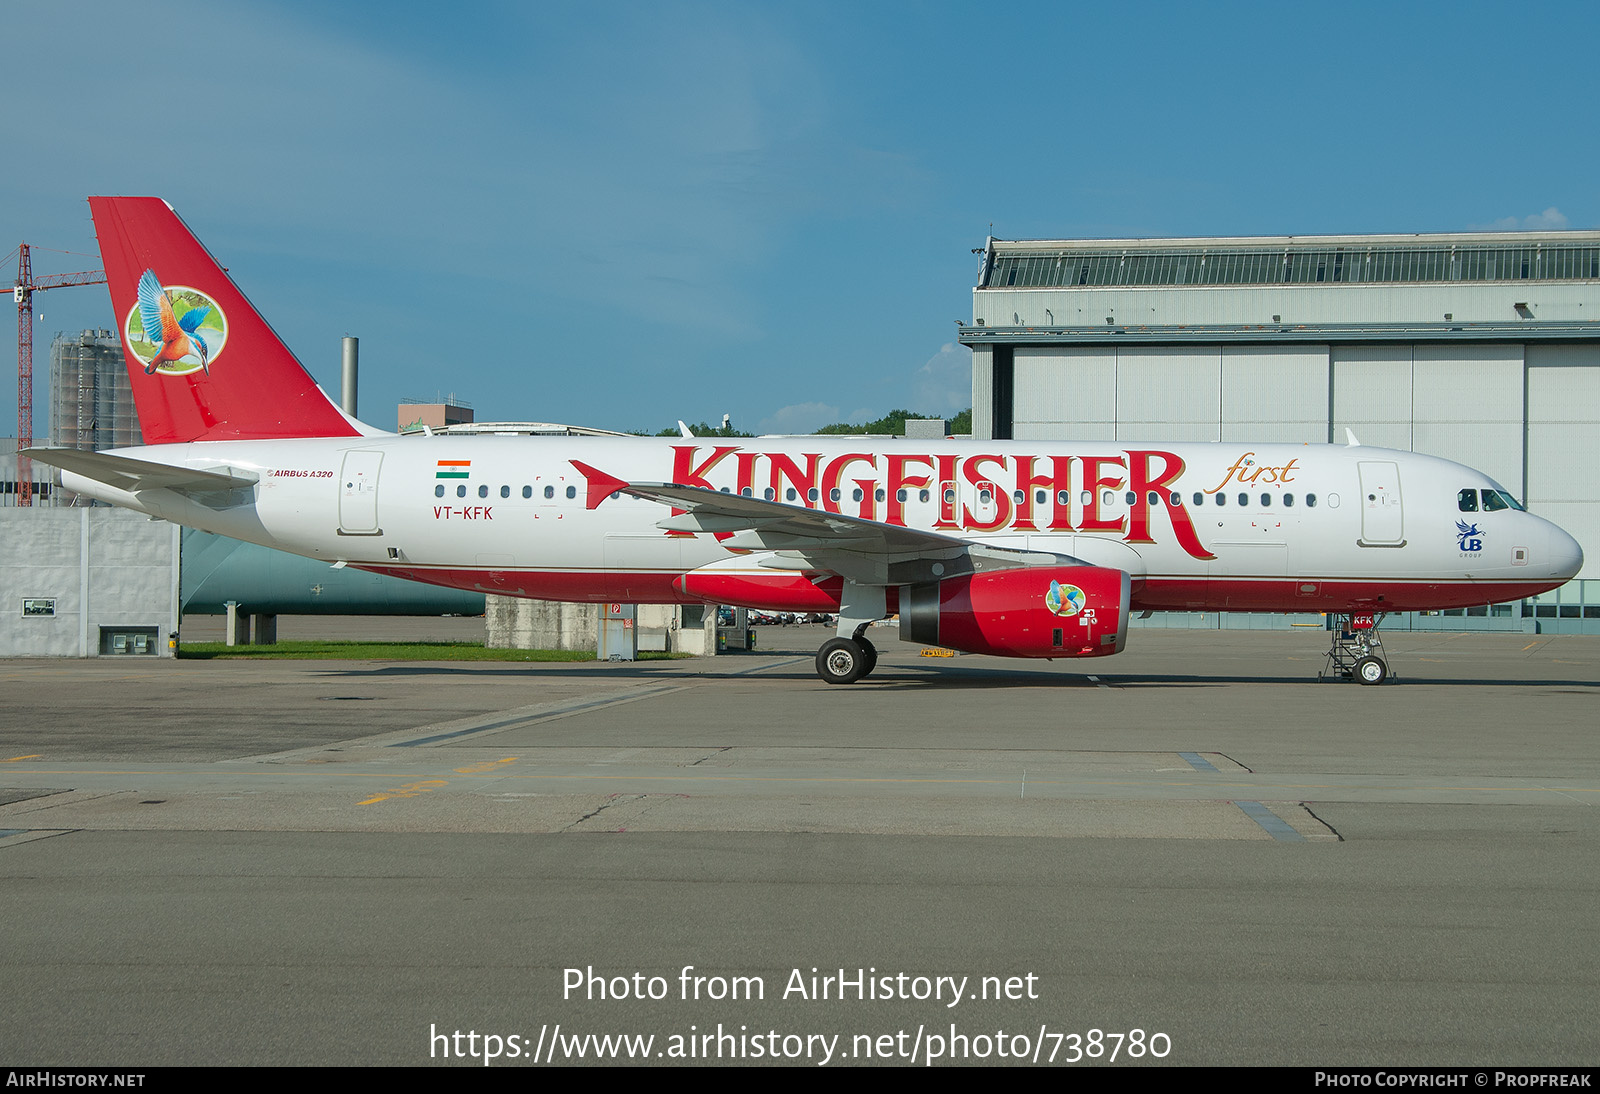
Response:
[1,622,1596,1067]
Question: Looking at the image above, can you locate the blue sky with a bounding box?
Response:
[4,0,1596,438]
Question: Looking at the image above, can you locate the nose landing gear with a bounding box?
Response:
[1320,612,1390,685]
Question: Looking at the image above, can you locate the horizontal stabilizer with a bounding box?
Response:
[24,447,259,499]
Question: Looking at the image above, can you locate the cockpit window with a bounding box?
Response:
[1482,489,1524,512]
[1458,488,1478,513]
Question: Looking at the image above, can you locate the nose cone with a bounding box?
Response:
[1545,519,1585,582]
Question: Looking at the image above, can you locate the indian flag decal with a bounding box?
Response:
[436,460,471,480]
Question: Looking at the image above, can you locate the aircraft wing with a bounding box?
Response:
[24,447,259,504]
[611,476,1078,587]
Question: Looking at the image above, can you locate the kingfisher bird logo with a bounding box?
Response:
[1456,520,1484,553]
[123,269,228,376]
[1045,580,1086,617]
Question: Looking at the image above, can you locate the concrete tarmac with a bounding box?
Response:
[1,624,1596,1067]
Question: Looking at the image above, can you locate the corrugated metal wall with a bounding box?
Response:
[987,340,1598,580]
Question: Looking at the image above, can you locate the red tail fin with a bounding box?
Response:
[88,196,364,444]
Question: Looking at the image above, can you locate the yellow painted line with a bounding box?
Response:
[1523,642,1540,651]
[3,755,43,763]
[5,767,1596,798]
[453,757,518,775]
[359,779,449,806]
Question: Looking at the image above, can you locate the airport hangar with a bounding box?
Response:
[959,231,1600,634]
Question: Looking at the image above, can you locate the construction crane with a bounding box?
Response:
[10,243,106,506]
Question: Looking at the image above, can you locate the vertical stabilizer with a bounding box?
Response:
[88,196,364,443]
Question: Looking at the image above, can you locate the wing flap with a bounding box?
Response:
[616,479,1083,586]
[622,481,973,556]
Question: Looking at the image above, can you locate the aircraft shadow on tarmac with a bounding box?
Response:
[309,661,1600,690]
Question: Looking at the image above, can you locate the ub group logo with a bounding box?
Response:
[1455,520,1484,554]
[123,269,228,376]
[1045,580,1087,617]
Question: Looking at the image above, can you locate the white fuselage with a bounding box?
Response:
[64,434,1583,614]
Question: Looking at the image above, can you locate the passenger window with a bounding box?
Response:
[809,488,820,502]
[435,485,444,498]
[829,488,841,502]
[1103,490,1115,506]
[943,488,955,504]
[979,488,993,503]
[1014,490,1025,504]
[875,488,886,503]
[1169,492,1180,506]
[544,485,554,499]
[1308,493,1320,508]
[720,486,731,493]
[1036,490,1047,505]
[851,488,863,502]
[1458,488,1479,512]
[1261,493,1271,507]
[457,485,467,498]
[500,485,510,499]
[765,488,776,501]
[522,486,532,499]
[1124,491,1136,505]
[919,489,931,503]
[1057,490,1069,505]
[566,486,576,499]
[786,488,797,501]
[1193,492,1204,506]
[478,485,489,498]
[741,487,752,497]
[1237,492,1248,507]
[1081,491,1091,505]
[1216,492,1226,506]
[1284,493,1295,507]
[897,489,908,502]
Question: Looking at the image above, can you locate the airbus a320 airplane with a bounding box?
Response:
[28,197,1585,685]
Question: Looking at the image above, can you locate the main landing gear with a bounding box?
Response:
[1320,612,1390,685]
[817,580,887,684]
[816,634,878,685]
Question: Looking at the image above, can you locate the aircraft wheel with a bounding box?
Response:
[817,638,867,685]
[1354,655,1388,686]
[858,637,878,677]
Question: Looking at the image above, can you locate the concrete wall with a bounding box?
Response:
[0,509,179,657]
[485,597,598,651]
[485,597,719,655]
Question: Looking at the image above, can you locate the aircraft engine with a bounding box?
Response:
[899,566,1130,658]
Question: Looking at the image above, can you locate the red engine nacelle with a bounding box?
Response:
[899,566,1130,658]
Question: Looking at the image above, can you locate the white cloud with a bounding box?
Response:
[756,401,841,435]
[1472,207,1572,231]
[911,342,972,415]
